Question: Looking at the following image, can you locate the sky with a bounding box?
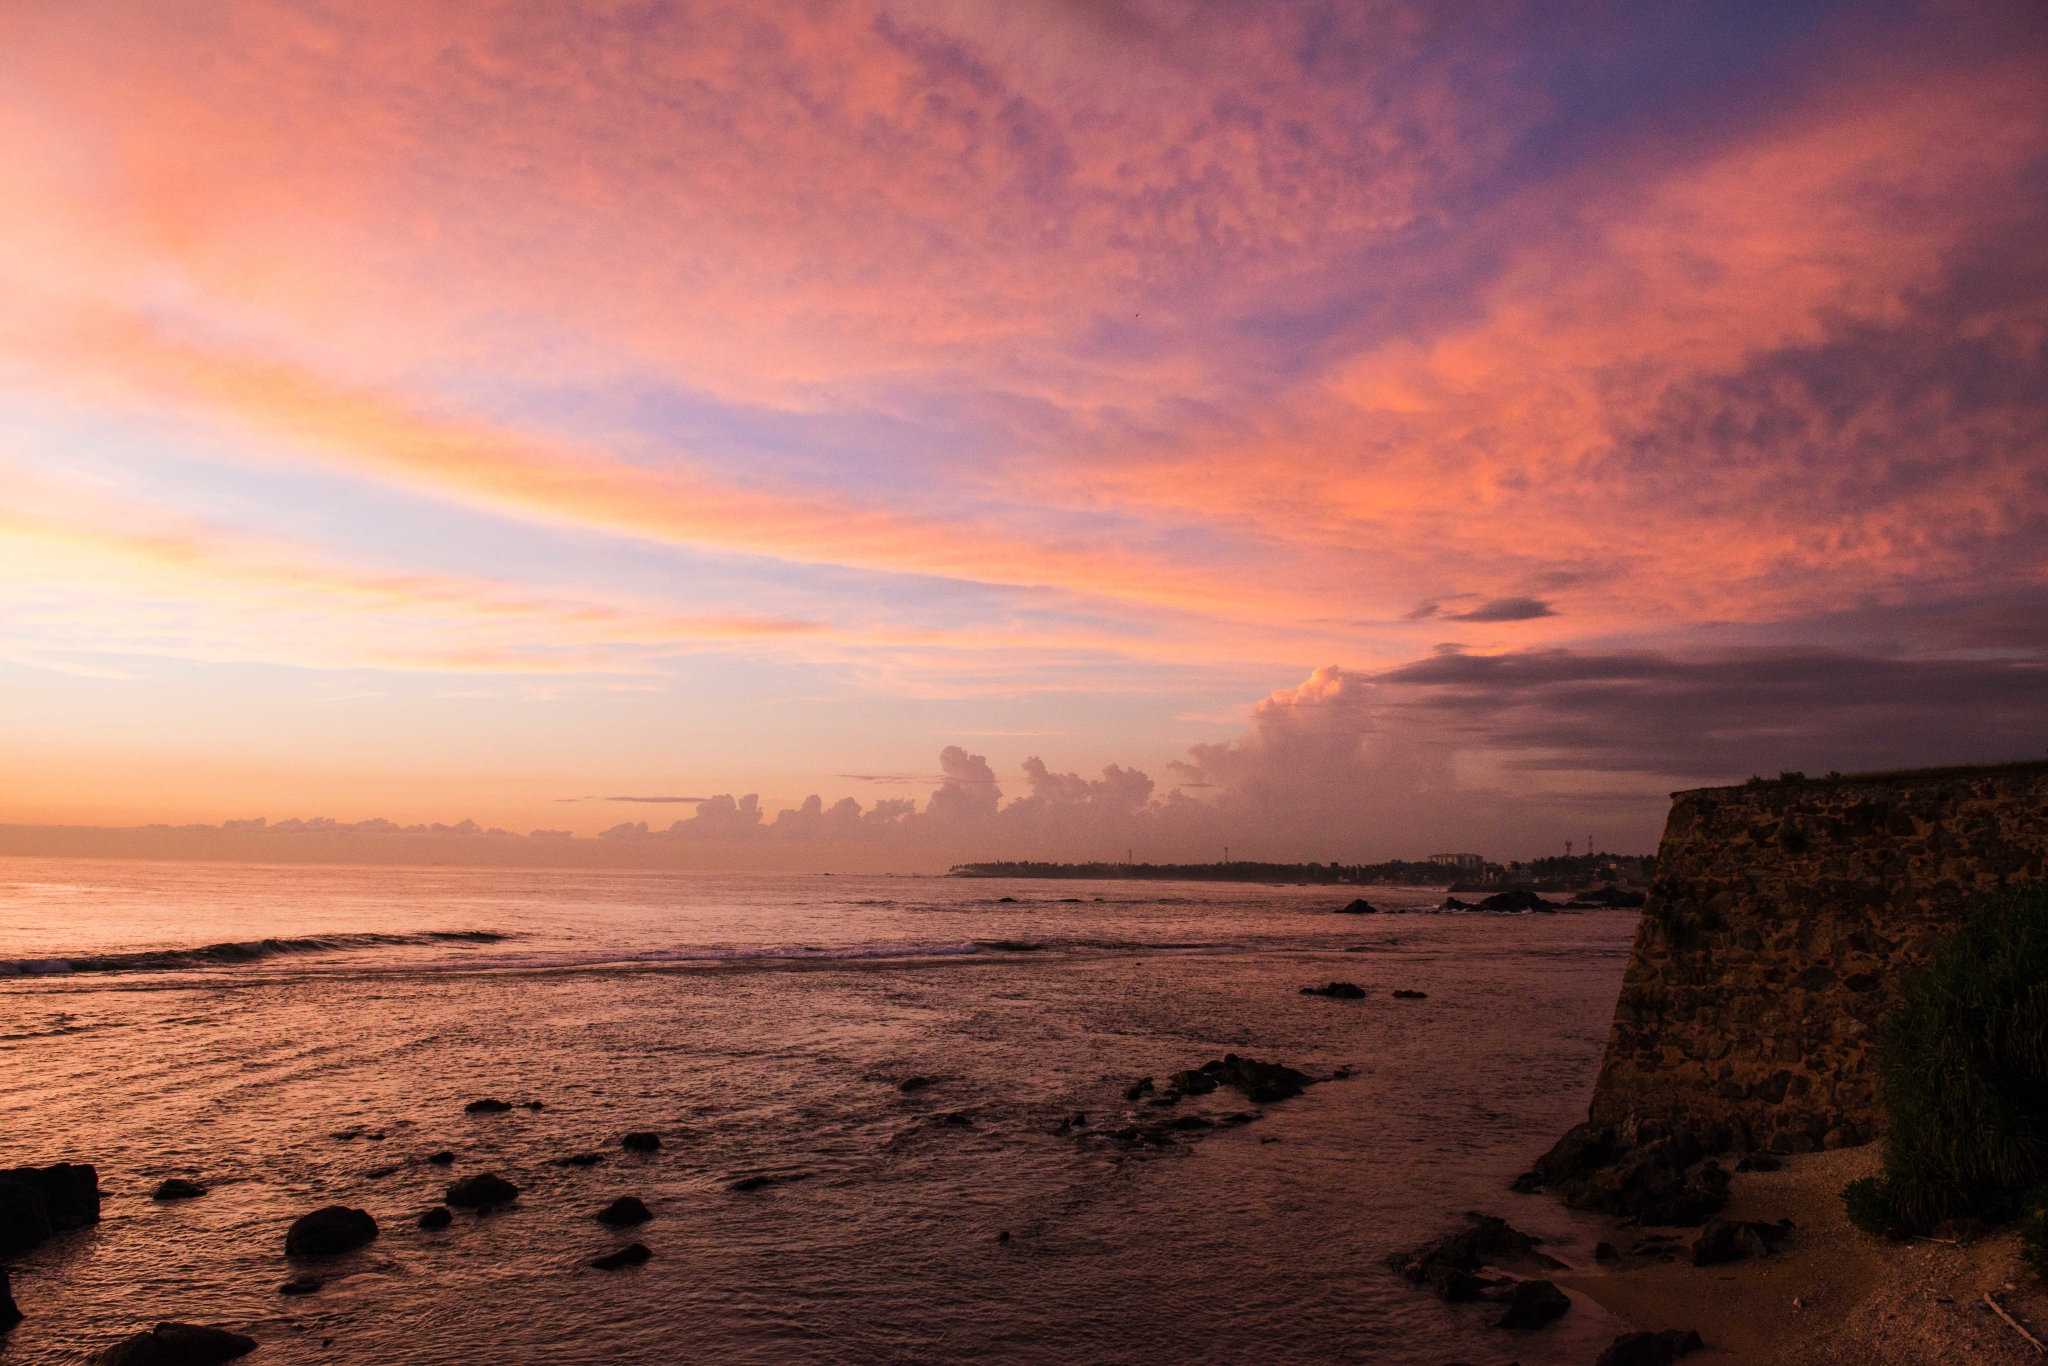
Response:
[2,0,2045,865]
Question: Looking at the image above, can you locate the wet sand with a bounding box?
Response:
[1553,1147,2048,1363]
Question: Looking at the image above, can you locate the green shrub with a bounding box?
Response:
[1842,884,2048,1236]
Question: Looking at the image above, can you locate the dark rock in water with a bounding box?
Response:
[1,1267,20,1331]
[1217,1111,1258,1127]
[1734,1152,1781,1173]
[444,1174,518,1209]
[1300,982,1367,999]
[898,1076,935,1093]
[551,1152,604,1168]
[1166,1115,1214,1131]
[1394,1213,1546,1282]
[285,1205,377,1256]
[1391,989,1427,999]
[1532,1124,1731,1226]
[1441,897,1473,910]
[591,1242,651,1270]
[1478,889,1559,913]
[1123,1077,1154,1101]
[278,1275,321,1296]
[1171,1054,1311,1104]
[621,1132,661,1152]
[1509,1171,1543,1194]
[1594,1241,1620,1262]
[523,1101,545,1111]
[363,1165,400,1180]
[1595,1328,1704,1365]
[416,1206,453,1231]
[936,1111,972,1127]
[997,896,1017,903]
[1059,1112,1088,1131]
[996,1230,1011,1243]
[729,1175,773,1192]
[464,1098,512,1114]
[1422,1264,1504,1302]
[426,1151,455,1166]
[1569,887,1648,909]
[1493,1279,1571,1329]
[1336,898,1378,914]
[152,1178,206,1201]
[596,1197,651,1228]
[0,1163,101,1256]
[99,1322,257,1366]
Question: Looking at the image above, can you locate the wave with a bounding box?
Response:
[0,930,509,976]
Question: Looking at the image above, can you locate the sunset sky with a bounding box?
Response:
[3,1,2045,862]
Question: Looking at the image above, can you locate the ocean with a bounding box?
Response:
[0,859,1640,1363]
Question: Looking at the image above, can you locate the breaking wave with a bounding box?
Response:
[0,930,510,976]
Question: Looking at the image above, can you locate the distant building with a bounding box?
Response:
[1429,852,1485,871]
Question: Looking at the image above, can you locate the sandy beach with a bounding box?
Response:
[1554,1146,2048,1364]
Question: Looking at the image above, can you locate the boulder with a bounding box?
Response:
[1594,1241,1620,1262]
[591,1242,651,1270]
[1336,899,1379,914]
[1300,982,1367,999]
[278,1275,321,1296]
[1595,1329,1704,1365]
[1394,1213,1548,1285]
[1493,1279,1571,1329]
[0,1163,101,1256]
[98,1322,256,1366]
[1478,889,1558,913]
[1690,1218,1791,1266]
[1539,1126,1731,1226]
[443,1174,518,1209]
[426,1151,455,1166]
[152,1179,206,1201]
[1,1267,20,1331]
[1174,1054,1311,1104]
[595,1197,651,1228]
[464,1098,512,1114]
[621,1132,661,1153]
[416,1207,452,1231]
[286,1205,378,1256]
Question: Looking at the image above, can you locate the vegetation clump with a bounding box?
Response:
[1842,885,2048,1238]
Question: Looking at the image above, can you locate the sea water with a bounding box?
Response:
[0,859,1639,1363]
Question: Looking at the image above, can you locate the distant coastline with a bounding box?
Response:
[948,854,1653,887]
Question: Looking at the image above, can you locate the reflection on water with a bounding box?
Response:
[0,860,1638,1363]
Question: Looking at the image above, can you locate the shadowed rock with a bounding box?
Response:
[1300,982,1367,999]
[1123,1078,1154,1101]
[1176,1054,1312,1104]
[1493,1278,1571,1329]
[898,1076,934,1093]
[1690,1217,1791,1266]
[152,1179,206,1201]
[464,1099,512,1114]
[591,1242,651,1270]
[98,1322,256,1365]
[0,1163,101,1257]
[595,1197,651,1228]
[551,1153,604,1168]
[729,1175,772,1192]
[1337,899,1379,914]
[1394,1213,1548,1287]
[416,1207,452,1230]
[1392,989,1427,999]
[285,1206,377,1256]
[621,1132,660,1152]
[425,1151,455,1166]
[278,1275,320,1297]
[1519,1123,1733,1226]
[1,1268,20,1332]
[444,1174,517,1209]
[1595,1328,1704,1365]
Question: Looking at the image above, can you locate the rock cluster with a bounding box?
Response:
[1167,1054,1312,1104]
[1513,1121,1733,1225]
[1,1268,20,1332]
[1596,1329,1704,1366]
[1690,1216,1792,1266]
[0,1163,101,1256]
[1392,1215,1571,1328]
[99,1321,256,1365]
[1299,982,1367,999]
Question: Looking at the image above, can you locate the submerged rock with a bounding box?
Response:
[426,1151,455,1166]
[729,1175,773,1192]
[1493,1278,1571,1329]
[444,1174,518,1209]
[1,1267,21,1331]
[278,1275,321,1296]
[1300,982,1367,999]
[285,1206,377,1256]
[1186,1054,1312,1103]
[99,1322,256,1366]
[0,1163,101,1257]
[1336,899,1379,914]
[898,1076,935,1093]
[416,1207,452,1230]
[1122,1078,1154,1101]
[591,1242,651,1270]
[1392,989,1427,999]
[551,1153,605,1168]
[464,1099,512,1114]
[1393,1213,1547,1285]
[152,1179,206,1201]
[1595,1328,1704,1365]
[595,1197,651,1228]
[621,1132,661,1153]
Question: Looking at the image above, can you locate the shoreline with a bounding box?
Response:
[1547,1146,2048,1362]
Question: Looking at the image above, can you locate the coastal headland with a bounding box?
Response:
[1502,759,2048,1362]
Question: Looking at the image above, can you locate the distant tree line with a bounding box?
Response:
[948,854,1652,885]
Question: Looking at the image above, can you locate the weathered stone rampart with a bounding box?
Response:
[1588,760,2048,1154]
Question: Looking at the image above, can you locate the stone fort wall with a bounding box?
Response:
[1588,760,2048,1153]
